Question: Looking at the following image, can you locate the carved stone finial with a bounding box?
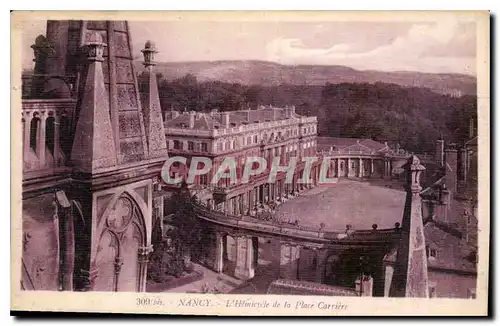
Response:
[83,31,107,62]
[406,155,426,193]
[31,34,54,63]
[142,40,158,67]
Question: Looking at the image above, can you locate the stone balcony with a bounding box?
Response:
[21,99,77,175]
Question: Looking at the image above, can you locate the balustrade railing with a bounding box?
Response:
[192,201,397,243]
[22,99,77,173]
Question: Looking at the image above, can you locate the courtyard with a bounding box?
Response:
[275,179,406,231]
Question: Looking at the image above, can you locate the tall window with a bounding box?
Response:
[254,135,258,143]
[200,174,208,186]
[173,140,181,150]
[201,142,208,152]
[188,141,194,151]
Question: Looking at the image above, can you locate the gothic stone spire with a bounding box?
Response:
[140,40,168,158]
[389,155,429,297]
[70,31,118,173]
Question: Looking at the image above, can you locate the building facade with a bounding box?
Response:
[21,20,167,292]
[162,106,320,215]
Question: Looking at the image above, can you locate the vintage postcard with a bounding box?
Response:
[10,11,490,316]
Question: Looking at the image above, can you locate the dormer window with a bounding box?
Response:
[426,245,437,259]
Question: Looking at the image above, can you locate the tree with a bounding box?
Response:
[147,183,203,282]
[165,183,204,261]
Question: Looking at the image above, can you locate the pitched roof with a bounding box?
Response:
[266,279,358,296]
[317,137,389,151]
[465,136,478,147]
[165,107,302,130]
[384,221,477,274]
[165,112,222,130]
[316,136,391,155]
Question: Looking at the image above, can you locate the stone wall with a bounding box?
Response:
[22,194,61,290]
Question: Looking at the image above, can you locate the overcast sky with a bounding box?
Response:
[21,18,476,75]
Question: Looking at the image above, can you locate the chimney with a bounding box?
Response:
[469,118,475,139]
[222,112,230,128]
[460,148,468,182]
[445,147,458,194]
[435,184,451,223]
[436,139,444,167]
[291,105,296,115]
[188,111,195,129]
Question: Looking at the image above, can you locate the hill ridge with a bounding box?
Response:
[133,60,476,96]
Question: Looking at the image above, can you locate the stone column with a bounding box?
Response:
[234,236,254,280]
[279,243,300,280]
[356,275,373,297]
[248,190,253,213]
[359,158,364,178]
[23,116,32,161]
[37,114,46,167]
[371,159,374,177]
[241,194,246,215]
[347,158,352,177]
[137,245,153,292]
[232,197,237,215]
[214,233,224,273]
[315,249,328,283]
[53,115,61,167]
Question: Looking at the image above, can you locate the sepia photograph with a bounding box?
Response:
[10,10,490,316]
